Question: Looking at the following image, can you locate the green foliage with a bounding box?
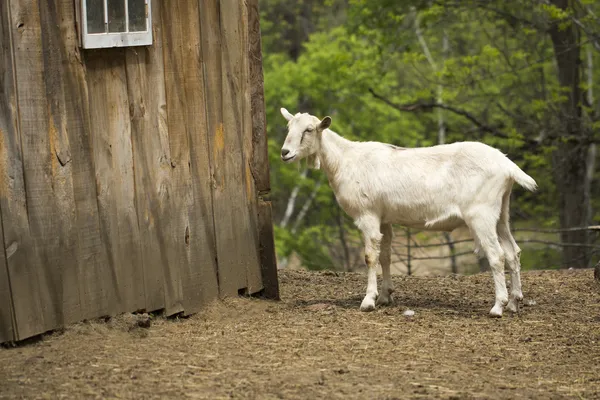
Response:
[260,0,600,271]
[521,247,563,271]
[274,224,336,270]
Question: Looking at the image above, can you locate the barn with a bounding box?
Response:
[0,0,278,344]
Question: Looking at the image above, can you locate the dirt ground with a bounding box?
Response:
[1,269,599,400]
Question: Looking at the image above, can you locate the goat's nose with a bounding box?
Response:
[281,148,290,157]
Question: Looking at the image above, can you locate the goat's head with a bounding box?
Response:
[280,108,331,169]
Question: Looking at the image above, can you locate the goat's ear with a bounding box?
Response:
[307,154,321,170]
[280,107,294,121]
[319,116,332,130]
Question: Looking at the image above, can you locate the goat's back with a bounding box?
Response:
[335,141,521,225]
[351,140,511,178]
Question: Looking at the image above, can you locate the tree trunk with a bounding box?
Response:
[549,0,592,268]
[335,199,351,272]
[414,15,457,274]
[551,145,591,268]
[478,256,490,273]
[586,46,596,257]
[291,180,322,234]
[279,168,308,228]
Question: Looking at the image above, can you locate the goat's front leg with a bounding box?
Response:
[357,215,383,312]
[376,223,394,306]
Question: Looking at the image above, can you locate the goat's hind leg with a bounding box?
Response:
[498,189,523,313]
[468,214,508,317]
[376,223,394,306]
[357,215,382,312]
[498,223,523,313]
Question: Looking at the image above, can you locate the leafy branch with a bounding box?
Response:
[367,88,539,145]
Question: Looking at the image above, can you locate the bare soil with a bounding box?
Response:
[1,269,600,400]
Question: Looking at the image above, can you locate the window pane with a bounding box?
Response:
[128,0,147,32]
[86,0,106,34]
[107,0,126,33]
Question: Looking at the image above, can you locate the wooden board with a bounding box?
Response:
[240,0,264,294]
[200,0,242,296]
[6,0,75,339]
[0,205,15,343]
[201,0,258,296]
[37,0,116,327]
[246,0,271,194]
[46,0,112,322]
[219,0,253,294]
[0,0,19,343]
[124,0,172,313]
[84,49,145,315]
[257,200,279,300]
[0,213,15,342]
[198,0,227,296]
[162,0,219,313]
[246,0,277,297]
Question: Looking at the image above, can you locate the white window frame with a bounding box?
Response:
[80,0,153,49]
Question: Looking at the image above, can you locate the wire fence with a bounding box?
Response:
[282,224,600,274]
[388,225,600,275]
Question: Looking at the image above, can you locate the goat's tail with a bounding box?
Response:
[509,161,538,192]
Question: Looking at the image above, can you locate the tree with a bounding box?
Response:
[348,0,598,268]
[548,0,592,268]
[259,0,600,271]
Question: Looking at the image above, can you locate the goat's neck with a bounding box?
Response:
[317,129,351,183]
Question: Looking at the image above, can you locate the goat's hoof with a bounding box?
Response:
[489,305,503,318]
[376,295,393,307]
[515,292,524,302]
[507,292,523,313]
[360,299,376,312]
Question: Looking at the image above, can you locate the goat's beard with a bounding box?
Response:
[307,154,320,170]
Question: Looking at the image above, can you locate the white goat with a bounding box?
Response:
[279,108,538,317]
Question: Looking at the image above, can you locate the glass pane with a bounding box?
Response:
[128,0,147,32]
[86,0,106,34]
[107,0,126,33]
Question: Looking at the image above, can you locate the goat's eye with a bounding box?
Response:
[300,128,311,144]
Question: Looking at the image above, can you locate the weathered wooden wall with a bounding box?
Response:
[0,0,277,343]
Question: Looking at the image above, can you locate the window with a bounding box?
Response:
[80,0,152,49]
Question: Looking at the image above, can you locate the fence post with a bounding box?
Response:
[444,232,457,274]
[406,228,412,275]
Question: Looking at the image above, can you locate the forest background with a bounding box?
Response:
[258,0,600,275]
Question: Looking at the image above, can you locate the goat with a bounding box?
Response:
[279,108,537,317]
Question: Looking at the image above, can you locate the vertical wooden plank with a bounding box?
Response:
[36,0,96,328]
[124,0,171,312]
[0,209,15,343]
[240,0,263,294]
[5,0,75,339]
[257,200,280,300]
[45,0,112,323]
[200,0,240,297]
[247,0,278,298]
[219,0,252,294]
[162,1,219,313]
[198,0,225,296]
[0,0,22,343]
[202,0,261,296]
[85,49,145,315]
[246,0,271,193]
